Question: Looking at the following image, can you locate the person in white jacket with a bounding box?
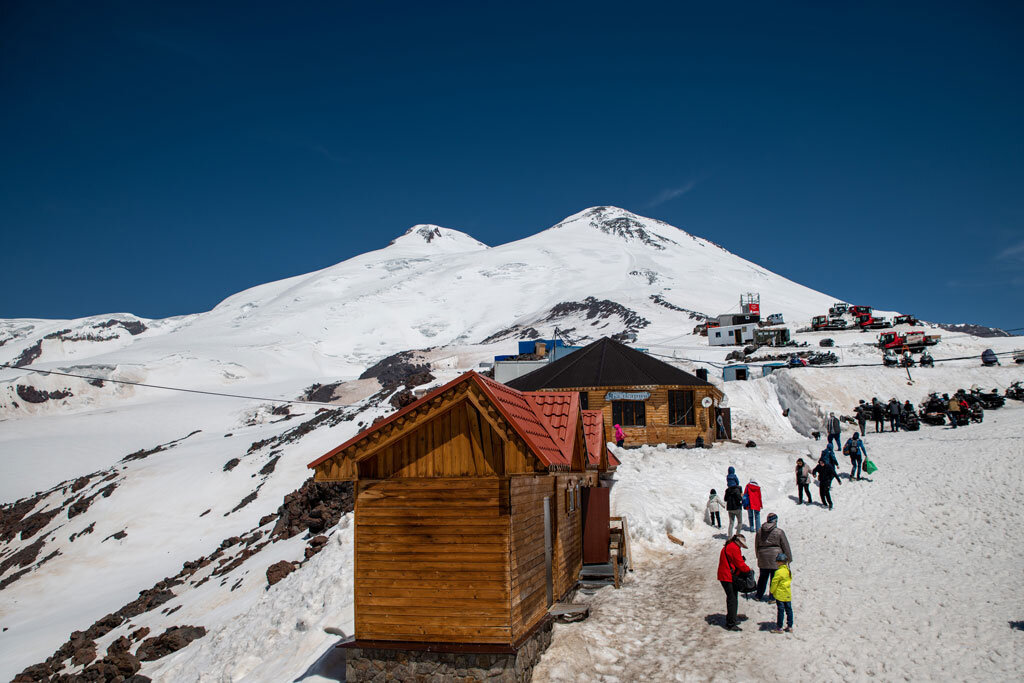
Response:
[705,489,726,528]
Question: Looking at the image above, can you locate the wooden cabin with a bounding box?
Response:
[506,337,725,447]
[308,371,614,650]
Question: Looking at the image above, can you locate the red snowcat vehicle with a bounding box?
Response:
[877,330,941,350]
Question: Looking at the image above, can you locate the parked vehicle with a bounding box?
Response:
[849,305,873,318]
[892,314,920,326]
[883,350,899,366]
[1006,381,1024,401]
[1014,350,1024,364]
[900,410,920,431]
[919,351,935,367]
[857,314,892,330]
[972,389,1005,410]
[981,349,1000,366]
[828,302,849,317]
[766,313,785,325]
[811,315,848,331]
[877,330,941,350]
[819,338,834,347]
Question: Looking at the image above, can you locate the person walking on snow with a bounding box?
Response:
[856,400,869,435]
[717,534,751,631]
[812,456,842,509]
[795,458,813,504]
[614,423,625,448]
[872,398,885,433]
[889,399,901,432]
[821,443,839,472]
[724,468,744,537]
[825,412,842,451]
[743,479,763,533]
[754,512,792,601]
[946,394,960,429]
[770,553,794,633]
[844,432,867,480]
[705,489,726,528]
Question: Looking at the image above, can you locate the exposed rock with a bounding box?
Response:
[266,560,298,586]
[271,478,353,539]
[0,538,46,580]
[258,455,280,477]
[18,507,61,540]
[358,351,435,390]
[222,458,240,472]
[71,641,97,666]
[116,585,177,619]
[69,521,96,542]
[389,389,416,409]
[226,489,259,515]
[135,626,207,661]
[302,381,344,403]
[71,476,91,492]
[130,627,151,642]
[15,385,72,403]
[102,529,128,542]
[12,340,42,367]
[746,440,758,448]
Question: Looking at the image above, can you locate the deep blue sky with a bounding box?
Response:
[2,1,1022,328]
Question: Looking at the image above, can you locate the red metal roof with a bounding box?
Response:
[307,371,580,471]
[581,409,620,469]
[523,391,579,467]
[476,375,574,468]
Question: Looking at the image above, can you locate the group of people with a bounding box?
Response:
[710,479,795,633]
[816,412,871,506]
[852,397,912,434]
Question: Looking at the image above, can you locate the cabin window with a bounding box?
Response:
[612,400,646,427]
[669,390,696,426]
[579,392,589,410]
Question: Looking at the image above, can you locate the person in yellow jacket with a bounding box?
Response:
[769,552,793,633]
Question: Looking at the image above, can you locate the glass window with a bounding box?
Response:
[579,392,589,410]
[612,400,646,427]
[669,390,695,426]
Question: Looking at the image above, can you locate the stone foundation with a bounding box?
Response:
[344,620,554,682]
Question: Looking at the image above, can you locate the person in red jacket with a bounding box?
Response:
[743,480,763,533]
[717,534,751,631]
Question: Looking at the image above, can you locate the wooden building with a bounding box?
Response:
[506,337,725,447]
[308,371,615,650]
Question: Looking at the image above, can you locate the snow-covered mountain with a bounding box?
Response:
[1,206,1020,682]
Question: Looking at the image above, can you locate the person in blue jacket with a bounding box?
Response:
[727,466,740,488]
[820,443,839,472]
[844,432,867,480]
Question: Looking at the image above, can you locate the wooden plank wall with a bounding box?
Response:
[552,474,584,599]
[508,476,550,639]
[358,401,514,479]
[578,385,719,447]
[354,478,512,643]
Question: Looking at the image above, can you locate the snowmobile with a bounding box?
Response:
[919,351,934,368]
[900,410,920,431]
[969,403,984,424]
[1006,381,1024,402]
[883,351,899,367]
[819,338,834,347]
[920,411,947,426]
[981,349,1000,366]
[808,351,838,365]
[899,352,915,368]
[973,389,1004,410]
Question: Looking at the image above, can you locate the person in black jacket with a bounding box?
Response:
[724,480,744,538]
[811,456,842,509]
[871,398,885,433]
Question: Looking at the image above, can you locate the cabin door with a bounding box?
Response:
[543,496,553,607]
[734,329,743,344]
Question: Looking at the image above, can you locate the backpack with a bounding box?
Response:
[842,440,853,456]
[741,493,750,510]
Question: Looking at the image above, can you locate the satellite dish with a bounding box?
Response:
[701,396,713,408]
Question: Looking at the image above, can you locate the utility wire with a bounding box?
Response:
[0,362,342,407]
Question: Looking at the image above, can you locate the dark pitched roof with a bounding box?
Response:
[505,337,714,391]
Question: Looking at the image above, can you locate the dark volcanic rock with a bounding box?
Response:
[18,507,61,540]
[271,478,353,539]
[135,625,207,661]
[16,384,72,403]
[302,381,344,403]
[258,455,280,477]
[358,351,435,389]
[12,340,42,367]
[389,389,416,409]
[266,560,298,586]
[223,457,240,472]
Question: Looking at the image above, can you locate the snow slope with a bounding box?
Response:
[1,206,1021,681]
